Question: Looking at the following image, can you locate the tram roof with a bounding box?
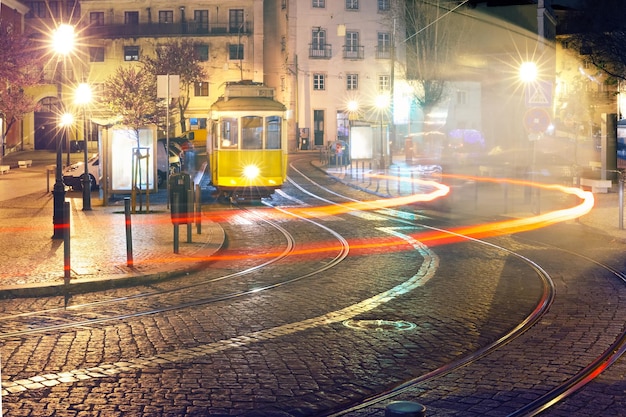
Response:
[211,96,286,112]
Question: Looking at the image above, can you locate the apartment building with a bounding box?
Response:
[273,0,400,152]
[21,0,264,150]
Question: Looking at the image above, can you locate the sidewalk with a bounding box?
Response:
[0,163,224,298]
[316,153,626,242]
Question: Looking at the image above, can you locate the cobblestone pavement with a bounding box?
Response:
[0,150,624,416]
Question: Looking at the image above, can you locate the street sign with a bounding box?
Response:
[525,81,552,107]
[524,107,551,134]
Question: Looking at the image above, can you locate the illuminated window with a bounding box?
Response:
[194,82,209,97]
[124,45,139,61]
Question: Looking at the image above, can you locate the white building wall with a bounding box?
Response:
[288,0,397,150]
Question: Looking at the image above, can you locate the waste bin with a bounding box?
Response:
[169,172,192,224]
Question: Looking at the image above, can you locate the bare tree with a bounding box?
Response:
[100,66,165,207]
[398,0,466,120]
[566,0,626,82]
[143,40,206,133]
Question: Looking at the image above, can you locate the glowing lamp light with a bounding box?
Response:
[243,165,260,180]
[59,113,74,127]
[75,83,92,105]
[52,24,76,56]
[519,61,538,83]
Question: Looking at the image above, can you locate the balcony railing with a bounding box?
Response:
[309,44,332,59]
[376,47,391,59]
[84,21,251,39]
[343,45,364,60]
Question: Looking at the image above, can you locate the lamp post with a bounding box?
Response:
[51,24,76,239]
[520,61,539,212]
[375,94,390,170]
[75,83,92,210]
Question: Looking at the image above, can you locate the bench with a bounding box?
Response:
[18,160,32,168]
[580,178,612,193]
[0,165,10,174]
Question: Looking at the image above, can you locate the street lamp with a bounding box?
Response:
[520,61,539,212]
[375,94,390,170]
[75,82,92,210]
[51,24,76,239]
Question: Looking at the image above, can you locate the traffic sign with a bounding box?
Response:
[524,107,551,134]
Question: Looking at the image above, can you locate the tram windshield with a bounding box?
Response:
[242,116,263,149]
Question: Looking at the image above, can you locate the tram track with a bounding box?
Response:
[0,155,623,417]
[0,204,348,339]
[286,155,626,417]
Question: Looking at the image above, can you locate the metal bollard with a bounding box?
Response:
[63,201,71,286]
[385,401,426,417]
[619,172,624,230]
[124,197,133,267]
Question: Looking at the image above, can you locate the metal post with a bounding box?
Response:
[124,197,133,267]
[619,172,624,230]
[195,184,202,234]
[53,130,66,239]
[82,106,92,210]
[63,201,71,285]
[173,192,180,254]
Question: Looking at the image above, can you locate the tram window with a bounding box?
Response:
[221,118,238,148]
[242,116,263,149]
[266,116,282,149]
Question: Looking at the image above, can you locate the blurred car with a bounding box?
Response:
[62,154,100,191]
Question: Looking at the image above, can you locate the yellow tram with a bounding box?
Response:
[207,82,288,201]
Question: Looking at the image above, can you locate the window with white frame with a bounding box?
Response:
[313,0,325,8]
[313,73,326,90]
[378,32,391,56]
[378,75,390,92]
[346,31,359,52]
[346,0,359,10]
[378,0,390,11]
[347,74,358,90]
[312,29,326,50]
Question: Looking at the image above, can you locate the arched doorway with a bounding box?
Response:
[34,97,62,150]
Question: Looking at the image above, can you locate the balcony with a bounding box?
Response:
[84,21,251,39]
[376,46,391,59]
[309,44,332,59]
[343,45,364,60]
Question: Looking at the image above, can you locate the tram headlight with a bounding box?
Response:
[242,164,261,180]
